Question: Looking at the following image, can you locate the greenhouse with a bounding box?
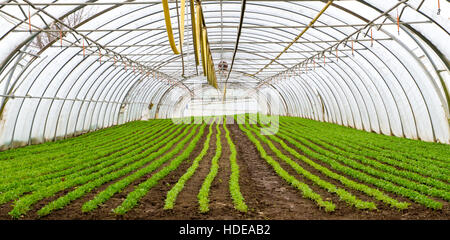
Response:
[0,0,448,220]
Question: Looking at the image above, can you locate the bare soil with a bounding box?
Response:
[0,123,448,220]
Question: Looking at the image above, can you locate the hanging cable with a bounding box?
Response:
[82,39,85,57]
[28,6,31,33]
[437,0,441,15]
[371,27,373,47]
[162,0,185,54]
[223,0,246,100]
[60,27,63,48]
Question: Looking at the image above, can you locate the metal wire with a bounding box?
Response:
[223,0,247,101]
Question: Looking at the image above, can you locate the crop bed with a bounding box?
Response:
[0,115,448,220]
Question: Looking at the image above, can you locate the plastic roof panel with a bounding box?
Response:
[0,0,448,148]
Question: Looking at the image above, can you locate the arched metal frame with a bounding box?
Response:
[0,0,448,148]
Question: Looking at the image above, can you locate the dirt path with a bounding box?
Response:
[228,124,327,220]
[206,124,241,219]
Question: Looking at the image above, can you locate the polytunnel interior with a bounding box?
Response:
[0,0,449,150]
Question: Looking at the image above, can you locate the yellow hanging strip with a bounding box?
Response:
[189,0,200,65]
[165,0,216,89]
[201,5,218,88]
[162,0,185,54]
[201,27,208,77]
[195,3,202,58]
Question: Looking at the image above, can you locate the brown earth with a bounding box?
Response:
[0,123,448,220]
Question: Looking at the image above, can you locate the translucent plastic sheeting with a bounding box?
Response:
[0,0,448,148]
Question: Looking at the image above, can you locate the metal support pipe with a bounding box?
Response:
[253,0,334,75]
